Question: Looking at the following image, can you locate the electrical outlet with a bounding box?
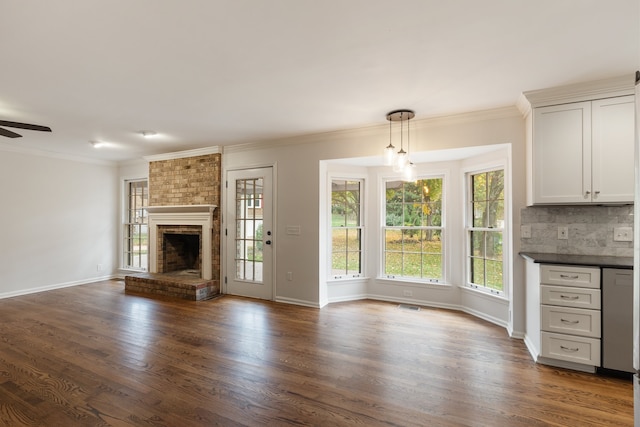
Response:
[403,290,413,297]
[613,226,633,242]
[521,225,532,239]
[287,271,293,281]
[557,226,568,240]
[97,264,103,272]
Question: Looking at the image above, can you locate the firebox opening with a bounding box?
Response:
[162,233,201,276]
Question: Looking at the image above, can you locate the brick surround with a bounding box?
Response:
[148,153,221,281]
[125,152,221,301]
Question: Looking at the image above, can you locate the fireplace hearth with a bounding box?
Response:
[124,204,218,301]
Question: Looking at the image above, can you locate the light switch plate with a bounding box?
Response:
[521,225,532,239]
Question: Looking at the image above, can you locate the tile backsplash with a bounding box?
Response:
[520,205,634,257]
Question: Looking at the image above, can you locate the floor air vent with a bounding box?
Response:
[398,304,421,312]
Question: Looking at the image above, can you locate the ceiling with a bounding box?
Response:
[1,1,638,163]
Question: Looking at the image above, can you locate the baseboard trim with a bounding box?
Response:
[0,275,116,300]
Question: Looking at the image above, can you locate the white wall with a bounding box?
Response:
[223,107,527,335]
[0,149,119,298]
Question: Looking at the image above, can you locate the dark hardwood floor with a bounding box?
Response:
[0,280,633,426]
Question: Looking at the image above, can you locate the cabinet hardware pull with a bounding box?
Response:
[594,190,600,198]
[560,318,579,324]
[584,191,591,198]
[560,345,579,352]
[559,274,579,279]
[560,295,579,300]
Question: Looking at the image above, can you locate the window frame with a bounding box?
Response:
[381,174,445,284]
[465,167,506,296]
[330,177,364,280]
[122,178,148,271]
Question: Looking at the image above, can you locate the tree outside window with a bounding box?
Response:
[331,179,362,278]
[468,169,504,293]
[384,177,443,281]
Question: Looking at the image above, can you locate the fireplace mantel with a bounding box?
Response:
[147,205,217,280]
[147,204,217,214]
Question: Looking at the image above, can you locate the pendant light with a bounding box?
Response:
[385,109,415,178]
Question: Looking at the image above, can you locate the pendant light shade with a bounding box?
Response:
[384,142,396,166]
[385,109,415,180]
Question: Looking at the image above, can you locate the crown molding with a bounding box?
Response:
[520,74,635,110]
[143,146,221,162]
[223,106,521,154]
[0,141,117,166]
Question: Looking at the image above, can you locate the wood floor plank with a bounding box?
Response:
[0,280,633,426]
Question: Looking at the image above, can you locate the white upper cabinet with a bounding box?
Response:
[533,101,591,204]
[520,75,636,205]
[532,96,634,204]
[591,96,635,203]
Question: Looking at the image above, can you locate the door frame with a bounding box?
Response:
[222,163,277,300]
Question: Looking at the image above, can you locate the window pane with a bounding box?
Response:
[331,229,347,275]
[385,252,402,276]
[404,181,421,202]
[386,181,403,203]
[473,201,487,227]
[487,231,503,260]
[488,170,504,201]
[123,179,148,270]
[385,229,403,251]
[421,201,442,227]
[403,252,421,277]
[331,179,362,277]
[383,176,444,281]
[347,251,361,276]
[486,260,503,291]
[421,229,442,254]
[402,229,420,253]
[471,257,485,285]
[422,254,442,279]
[467,169,504,293]
[471,231,485,257]
[488,200,504,228]
[347,228,360,250]
[473,173,486,201]
[386,203,402,226]
[403,203,419,227]
[346,202,360,227]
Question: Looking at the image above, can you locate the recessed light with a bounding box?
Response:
[139,131,157,138]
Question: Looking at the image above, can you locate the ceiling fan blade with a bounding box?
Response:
[0,120,51,132]
[0,127,22,138]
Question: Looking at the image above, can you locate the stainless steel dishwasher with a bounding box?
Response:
[602,268,634,374]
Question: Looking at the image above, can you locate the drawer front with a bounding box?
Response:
[540,285,601,309]
[540,264,600,289]
[541,305,601,338]
[541,332,601,366]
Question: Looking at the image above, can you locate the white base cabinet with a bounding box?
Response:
[539,264,602,369]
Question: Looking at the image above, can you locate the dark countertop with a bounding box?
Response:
[519,252,634,269]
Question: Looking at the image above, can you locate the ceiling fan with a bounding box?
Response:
[0,120,51,138]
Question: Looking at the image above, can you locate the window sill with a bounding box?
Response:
[328,276,369,284]
[461,284,508,302]
[376,276,452,289]
[118,267,147,274]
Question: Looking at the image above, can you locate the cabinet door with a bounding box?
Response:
[533,102,591,204]
[591,95,635,203]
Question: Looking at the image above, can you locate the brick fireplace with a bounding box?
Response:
[125,150,221,301]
